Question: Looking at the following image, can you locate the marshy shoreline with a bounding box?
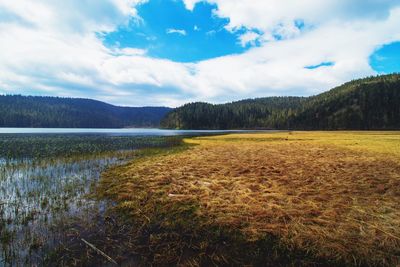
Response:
[0,134,184,266]
[2,131,400,266]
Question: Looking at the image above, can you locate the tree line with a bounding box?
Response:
[161,74,400,130]
[0,95,171,128]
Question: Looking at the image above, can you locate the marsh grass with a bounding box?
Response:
[91,131,400,266]
[0,134,184,266]
[0,134,183,159]
[0,154,128,266]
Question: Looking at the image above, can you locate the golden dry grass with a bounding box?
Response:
[100,131,400,266]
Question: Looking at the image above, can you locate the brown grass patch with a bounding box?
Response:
[99,132,400,266]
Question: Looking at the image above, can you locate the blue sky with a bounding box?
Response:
[0,0,399,106]
[103,0,250,62]
[370,42,400,73]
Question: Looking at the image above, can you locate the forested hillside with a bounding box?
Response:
[0,95,171,128]
[161,74,400,130]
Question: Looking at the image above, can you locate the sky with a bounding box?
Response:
[0,0,399,107]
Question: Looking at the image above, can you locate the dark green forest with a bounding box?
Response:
[0,95,171,128]
[161,74,400,130]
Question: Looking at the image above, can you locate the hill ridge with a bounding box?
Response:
[0,95,171,128]
[161,74,400,130]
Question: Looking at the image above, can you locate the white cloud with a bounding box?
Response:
[113,47,147,56]
[239,31,261,47]
[182,0,198,11]
[166,28,187,36]
[185,0,399,32]
[0,0,400,107]
[196,8,400,98]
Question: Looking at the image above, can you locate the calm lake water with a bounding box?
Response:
[0,128,253,135]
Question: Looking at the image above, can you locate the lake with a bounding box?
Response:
[0,127,254,135]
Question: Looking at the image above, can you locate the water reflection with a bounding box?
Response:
[0,154,128,266]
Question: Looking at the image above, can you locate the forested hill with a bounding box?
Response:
[0,95,171,128]
[161,74,400,130]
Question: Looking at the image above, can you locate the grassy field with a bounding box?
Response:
[98,131,400,266]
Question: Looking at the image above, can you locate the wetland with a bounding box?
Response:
[0,129,238,266]
[1,130,399,266]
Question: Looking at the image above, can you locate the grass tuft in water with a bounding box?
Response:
[0,134,184,266]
